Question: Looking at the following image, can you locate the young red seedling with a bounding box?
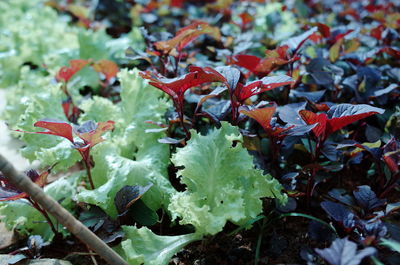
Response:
[17,119,115,189]
[55,59,119,122]
[299,104,384,200]
[140,66,226,138]
[241,106,294,177]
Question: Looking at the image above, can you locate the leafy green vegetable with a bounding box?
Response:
[169,122,287,235]
[77,69,174,217]
[119,226,201,265]
[0,0,79,86]
[12,85,81,172]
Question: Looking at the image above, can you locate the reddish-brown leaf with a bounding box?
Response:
[241,107,276,133]
[154,21,221,54]
[229,54,261,73]
[75,120,115,147]
[33,119,74,143]
[0,170,49,202]
[315,22,331,38]
[299,110,328,139]
[141,66,226,101]
[235,75,293,102]
[92,59,119,81]
[56,59,89,82]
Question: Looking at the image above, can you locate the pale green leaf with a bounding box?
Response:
[169,122,287,235]
[119,226,201,265]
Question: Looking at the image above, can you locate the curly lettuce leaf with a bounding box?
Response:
[0,173,80,240]
[77,69,174,217]
[169,122,287,235]
[0,0,79,86]
[77,143,175,218]
[10,85,81,172]
[119,226,201,265]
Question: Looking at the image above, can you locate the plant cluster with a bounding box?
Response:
[0,0,399,264]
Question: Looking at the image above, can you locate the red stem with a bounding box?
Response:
[27,197,59,236]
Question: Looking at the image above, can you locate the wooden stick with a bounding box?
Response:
[0,154,128,265]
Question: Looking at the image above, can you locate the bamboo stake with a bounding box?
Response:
[0,154,128,265]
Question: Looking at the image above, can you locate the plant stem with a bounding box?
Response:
[254,218,267,265]
[178,102,191,140]
[27,197,59,236]
[84,159,95,190]
[0,154,128,265]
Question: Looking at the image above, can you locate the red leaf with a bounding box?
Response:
[0,170,49,202]
[381,47,400,59]
[299,110,328,139]
[382,138,399,173]
[300,104,384,140]
[170,0,184,7]
[75,120,115,147]
[140,66,226,102]
[235,75,293,102]
[241,107,276,133]
[333,29,354,43]
[33,119,74,143]
[239,12,253,26]
[229,54,261,73]
[92,59,119,81]
[326,104,384,135]
[370,25,385,40]
[154,21,221,54]
[241,106,294,137]
[316,22,331,38]
[56,59,89,82]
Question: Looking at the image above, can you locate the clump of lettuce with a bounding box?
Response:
[0,0,78,87]
[118,122,287,264]
[77,69,174,218]
[0,0,144,88]
[169,122,287,235]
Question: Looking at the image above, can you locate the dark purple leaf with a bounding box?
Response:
[321,142,340,161]
[214,66,241,91]
[278,102,307,124]
[365,125,382,142]
[114,184,153,215]
[285,124,317,136]
[306,58,336,85]
[308,220,335,243]
[321,201,356,228]
[357,66,381,89]
[353,185,385,212]
[102,230,125,244]
[360,219,387,238]
[275,197,297,212]
[291,90,326,102]
[328,189,356,207]
[79,207,108,232]
[315,237,376,265]
[195,86,228,113]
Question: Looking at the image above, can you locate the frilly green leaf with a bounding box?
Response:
[169,122,287,235]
